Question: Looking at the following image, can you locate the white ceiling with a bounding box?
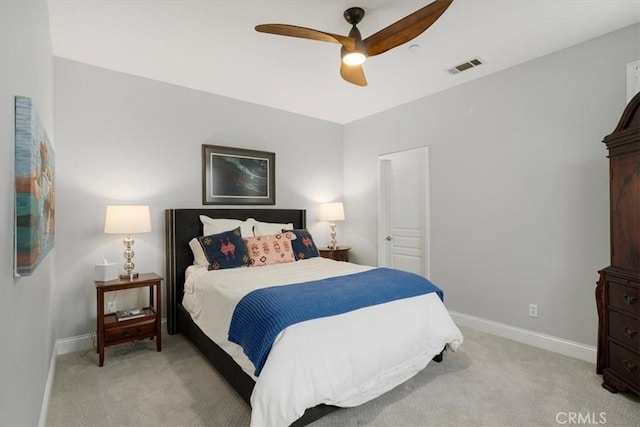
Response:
[47,0,640,124]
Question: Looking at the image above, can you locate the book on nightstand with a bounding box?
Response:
[115,308,145,321]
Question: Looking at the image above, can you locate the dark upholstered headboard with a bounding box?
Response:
[164,208,306,334]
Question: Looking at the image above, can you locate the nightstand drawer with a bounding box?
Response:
[607,341,640,389]
[608,310,640,350]
[105,320,155,344]
[608,281,639,316]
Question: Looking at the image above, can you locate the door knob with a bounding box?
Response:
[385,236,393,241]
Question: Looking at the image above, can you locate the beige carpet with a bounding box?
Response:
[47,327,639,426]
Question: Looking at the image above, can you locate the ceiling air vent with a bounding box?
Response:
[448,58,484,75]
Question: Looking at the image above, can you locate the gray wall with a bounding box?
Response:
[52,58,344,339]
[343,23,640,346]
[0,1,56,425]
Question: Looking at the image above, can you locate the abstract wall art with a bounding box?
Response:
[15,96,55,276]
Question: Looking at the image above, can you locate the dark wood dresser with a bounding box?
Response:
[596,92,640,396]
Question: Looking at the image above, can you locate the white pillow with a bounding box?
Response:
[188,238,209,267]
[254,220,294,236]
[199,215,256,237]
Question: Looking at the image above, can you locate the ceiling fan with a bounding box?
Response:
[255,0,453,87]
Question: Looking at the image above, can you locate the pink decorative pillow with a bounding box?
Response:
[243,232,297,267]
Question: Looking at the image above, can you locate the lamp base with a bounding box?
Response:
[121,235,138,280]
[328,222,338,250]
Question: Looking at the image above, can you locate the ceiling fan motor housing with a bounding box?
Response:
[342,25,368,58]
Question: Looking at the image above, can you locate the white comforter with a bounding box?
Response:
[182,257,463,427]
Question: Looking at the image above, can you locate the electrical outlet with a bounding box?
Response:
[107,301,117,314]
[528,303,538,318]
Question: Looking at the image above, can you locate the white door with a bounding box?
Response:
[377,147,430,277]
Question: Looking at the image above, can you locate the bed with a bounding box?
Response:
[165,208,463,426]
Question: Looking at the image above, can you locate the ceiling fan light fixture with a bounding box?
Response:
[342,51,366,66]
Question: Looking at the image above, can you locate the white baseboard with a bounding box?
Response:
[38,341,57,427]
[449,311,597,364]
[55,332,93,355]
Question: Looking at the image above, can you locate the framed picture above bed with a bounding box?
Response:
[202,144,275,205]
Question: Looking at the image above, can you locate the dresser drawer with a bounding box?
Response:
[105,320,155,344]
[607,341,640,389]
[608,310,640,350]
[608,281,639,316]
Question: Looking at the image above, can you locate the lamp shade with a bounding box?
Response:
[104,205,151,234]
[318,202,345,222]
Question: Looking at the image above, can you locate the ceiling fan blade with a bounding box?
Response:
[364,0,453,57]
[340,62,367,87]
[255,24,355,50]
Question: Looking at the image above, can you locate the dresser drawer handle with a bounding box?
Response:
[623,327,638,339]
[622,359,637,373]
[623,294,637,305]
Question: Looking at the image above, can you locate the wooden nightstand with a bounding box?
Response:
[319,246,351,262]
[95,273,162,366]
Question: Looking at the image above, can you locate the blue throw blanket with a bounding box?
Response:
[228,268,443,376]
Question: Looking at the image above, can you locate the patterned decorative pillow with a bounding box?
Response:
[283,229,319,260]
[197,227,250,270]
[243,232,297,267]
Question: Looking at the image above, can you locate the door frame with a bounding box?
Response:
[377,146,431,277]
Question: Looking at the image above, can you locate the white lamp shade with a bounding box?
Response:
[104,205,151,234]
[318,202,345,222]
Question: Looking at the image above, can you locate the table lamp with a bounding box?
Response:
[104,205,151,279]
[319,202,345,250]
